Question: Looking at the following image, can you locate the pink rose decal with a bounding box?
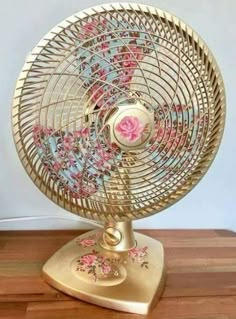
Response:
[115,116,144,142]
[98,68,107,81]
[74,127,89,138]
[52,161,62,172]
[76,245,149,281]
[119,69,133,87]
[101,263,112,275]
[121,46,144,68]
[128,246,148,259]
[80,254,97,266]
[79,239,96,248]
[78,19,107,40]
[70,171,82,180]
[90,84,105,107]
[63,135,74,151]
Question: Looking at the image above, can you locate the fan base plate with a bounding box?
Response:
[42,229,166,314]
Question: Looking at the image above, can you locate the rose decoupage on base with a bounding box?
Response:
[42,229,166,315]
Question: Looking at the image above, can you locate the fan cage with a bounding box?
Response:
[12,3,225,221]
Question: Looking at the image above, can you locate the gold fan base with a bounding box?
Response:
[42,229,166,314]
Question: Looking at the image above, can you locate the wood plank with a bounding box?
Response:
[0,293,72,303]
[165,247,236,259]
[140,229,235,238]
[0,277,56,295]
[26,301,135,319]
[164,272,236,297]
[0,302,27,319]
[167,257,236,273]
[153,296,236,319]
[159,237,236,248]
[25,296,236,319]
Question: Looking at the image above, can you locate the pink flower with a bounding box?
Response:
[32,124,44,147]
[82,184,97,196]
[100,41,109,52]
[58,150,67,158]
[172,104,188,113]
[68,155,76,167]
[128,246,148,259]
[53,161,62,172]
[70,171,82,180]
[97,146,113,161]
[95,159,104,169]
[131,46,144,60]
[109,142,119,151]
[80,254,97,266]
[74,127,89,138]
[63,135,74,151]
[101,264,111,275]
[33,137,43,148]
[152,125,185,150]
[78,21,98,40]
[156,127,165,142]
[79,239,96,248]
[121,46,144,68]
[90,84,105,107]
[119,70,133,86]
[32,124,43,134]
[122,53,137,68]
[43,127,54,135]
[98,68,107,81]
[113,54,122,64]
[150,144,158,152]
[78,19,107,40]
[115,116,144,142]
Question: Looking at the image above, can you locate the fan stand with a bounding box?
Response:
[42,221,166,314]
[43,101,165,314]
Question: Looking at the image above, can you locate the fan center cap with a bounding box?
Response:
[107,100,154,151]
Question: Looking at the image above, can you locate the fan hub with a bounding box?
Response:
[107,101,154,151]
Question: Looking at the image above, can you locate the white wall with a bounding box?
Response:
[0,0,235,230]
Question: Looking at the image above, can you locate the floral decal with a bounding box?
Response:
[32,123,121,199]
[115,116,144,142]
[76,250,120,281]
[76,17,159,109]
[76,235,149,281]
[78,239,96,248]
[76,232,101,248]
[128,246,148,268]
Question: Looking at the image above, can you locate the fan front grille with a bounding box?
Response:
[12,3,225,221]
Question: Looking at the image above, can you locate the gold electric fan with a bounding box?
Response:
[12,3,225,315]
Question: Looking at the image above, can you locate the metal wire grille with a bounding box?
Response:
[12,3,225,221]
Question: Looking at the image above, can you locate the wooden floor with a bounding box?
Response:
[0,229,236,318]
